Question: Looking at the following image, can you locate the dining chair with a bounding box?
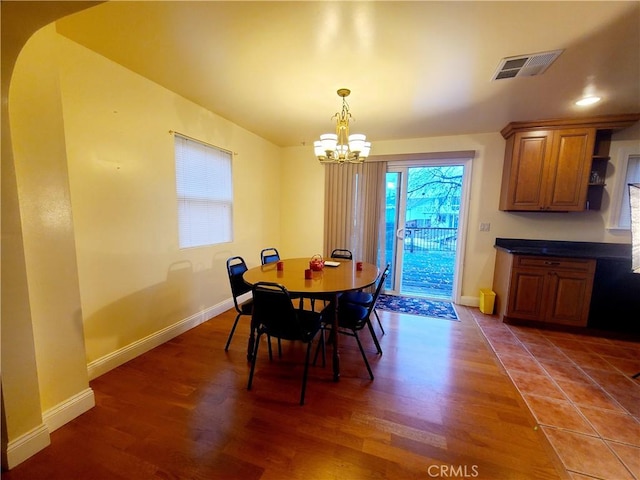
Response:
[316,266,390,379]
[307,249,353,310]
[330,248,353,260]
[247,282,327,405]
[260,248,305,311]
[226,256,280,360]
[340,263,391,336]
[260,247,280,265]
[225,256,255,359]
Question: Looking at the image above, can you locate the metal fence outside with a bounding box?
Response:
[405,227,457,253]
[384,227,457,299]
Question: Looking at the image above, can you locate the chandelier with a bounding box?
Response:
[314,88,371,164]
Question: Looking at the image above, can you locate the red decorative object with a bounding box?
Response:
[309,254,325,271]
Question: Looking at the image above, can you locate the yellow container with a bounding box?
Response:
[479,289,496,315]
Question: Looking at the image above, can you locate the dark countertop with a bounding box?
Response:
[494,238,632,261]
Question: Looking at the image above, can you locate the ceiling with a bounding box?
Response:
[53,1,640,148]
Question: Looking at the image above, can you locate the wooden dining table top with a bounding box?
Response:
[243,257,379,295]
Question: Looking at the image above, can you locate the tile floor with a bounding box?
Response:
[470,310,640,480]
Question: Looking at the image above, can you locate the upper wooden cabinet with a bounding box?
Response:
[499,114,640,212]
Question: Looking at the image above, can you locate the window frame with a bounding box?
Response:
[608,147,640,232]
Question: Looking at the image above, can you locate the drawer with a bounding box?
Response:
[515,255,596,272]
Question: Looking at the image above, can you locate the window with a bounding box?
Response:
[610,153,640,231]
[174,134,232,248]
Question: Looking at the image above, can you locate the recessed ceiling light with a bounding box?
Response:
[576,96,601,106]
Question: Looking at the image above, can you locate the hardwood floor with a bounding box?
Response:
[3,306,570,480]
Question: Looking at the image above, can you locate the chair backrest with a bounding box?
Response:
[252,282,312,341]
[260,248,280,265]
[367,263,391,316]
[330,248,353,260]
[227,256,251,310]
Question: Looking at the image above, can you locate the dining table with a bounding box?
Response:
[243,257,380,381]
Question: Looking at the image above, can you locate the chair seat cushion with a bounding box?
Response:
[322,302,368,329]
[341,291,373,306]
[239,299,253,314]
[298,310,323,339]
[263,309,321,342]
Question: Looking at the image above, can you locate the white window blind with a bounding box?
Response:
[174,134,233,248]
[619,155,640,229]
[611,154,640,231]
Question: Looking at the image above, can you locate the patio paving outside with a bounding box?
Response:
[385,248,455,300]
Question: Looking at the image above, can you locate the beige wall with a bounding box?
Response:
[3,18,283,467]
[281,129,640,305]
[55,31,282,364]
[1,1,101,468]
[10,24,92,413]
[3,2,639,470]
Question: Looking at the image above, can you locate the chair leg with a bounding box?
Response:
[353,331,375,380]
[366,319,383,355]
[300,340,313,405]
[374,308,385,335]
[312,327,326,367]
[247,317,257,361]
[278,338,283,358]
[225,313,241,351]
[247,332,262,391]
[267,335,273,361]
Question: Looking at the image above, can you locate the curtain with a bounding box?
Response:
[323,161,386,264]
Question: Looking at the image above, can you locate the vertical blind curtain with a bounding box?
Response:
[323,161,386,264]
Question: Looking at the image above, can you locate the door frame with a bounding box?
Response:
[385,157,473,304]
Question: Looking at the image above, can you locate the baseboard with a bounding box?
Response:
[459,295,480,307]
[4,423,50,470]
[4,388,96,469]
[87,299,233,380]
[42,387,95,432]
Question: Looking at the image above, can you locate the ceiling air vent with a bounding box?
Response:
[492,49,563,81]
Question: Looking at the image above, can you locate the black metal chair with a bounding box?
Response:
[260,248,305,311]
[330,248,353,260]
[247,282,327,405]
[308,249,353,310]
[225,256,255,359]
[316,266,390,378]
[260,247,280,265]
[340,263,390,337]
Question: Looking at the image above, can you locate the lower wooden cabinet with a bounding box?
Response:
[493,252,596,327]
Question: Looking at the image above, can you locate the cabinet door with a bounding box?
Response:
[501,130,552,210]
[507,268,547,320]
[545,128,595,211]
[545,270,594,326]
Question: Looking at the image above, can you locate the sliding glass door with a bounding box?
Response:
[383,159,470,302]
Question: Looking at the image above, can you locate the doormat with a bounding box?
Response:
[376,294,458,321]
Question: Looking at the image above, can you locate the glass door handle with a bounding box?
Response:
[396,228,404,239]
